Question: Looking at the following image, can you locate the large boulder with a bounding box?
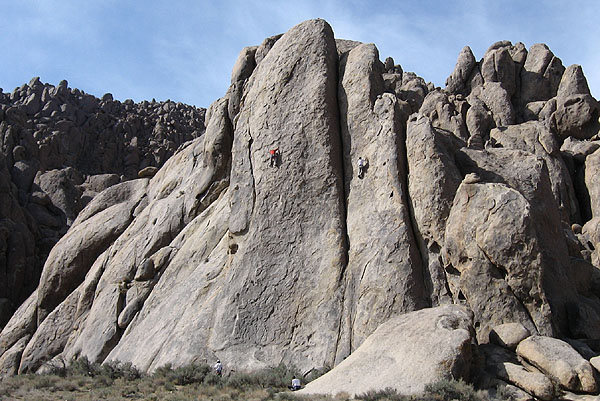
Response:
[300,305,473,397]
[468,82,515,127]
[489,121,578,223]
[553,64,600,141]
[489,322,530,350]
[445,46,477,95]
[519,43,564,106]
[482,344,554,400]
[558,65,592,98]
[554,94,600,141]
[34,167,84,226]
[481,46,517,96]
[517,336,597,393]
[443,175,549,340]
[450,147,596,339]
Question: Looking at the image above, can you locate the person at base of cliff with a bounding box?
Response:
[289,376,301,391]
[269,148,280,167]
[357,156,368,178]
[214,360,223,376]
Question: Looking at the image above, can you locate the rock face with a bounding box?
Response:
[336,42,427,361]
[1,18,600,400]
[0,77,205,327]
[300,305,474,397]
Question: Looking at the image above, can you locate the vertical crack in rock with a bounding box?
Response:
[404,146,440,308]
[332,50,351,371]
[405,115,463,307]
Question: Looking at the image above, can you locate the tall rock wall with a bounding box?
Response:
[1,19,600,389]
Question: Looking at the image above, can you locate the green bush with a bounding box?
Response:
[153,362,213,385]
[67,356,101,376]
[423,379,485,401]
[99,360,141,380]
[173,363,212,385]
[253,363,301,388]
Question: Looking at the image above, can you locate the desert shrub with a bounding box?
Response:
[203,371,224,386]
[164,380,177,391]
[94,374,114,386]
[493,385,515,401]
[172,363,212,385]
[55,378,79,392]
[153,362,213,385]
[67,356,102,376]
[253,363,301,388]
[99,360,142,380]
[47,356,141,381]
[227,371,258,388]
[356,387,409,401]
[423,379,485,401]
[32,374,58,389]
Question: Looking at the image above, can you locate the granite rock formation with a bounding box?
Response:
[0,79,205,326]
[1,18,600,399]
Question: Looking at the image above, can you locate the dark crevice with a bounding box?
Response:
[397,136,431,309]
[247,135,256,228]
[404,162,436,308]
[333,49,352,365]
[445,263,461,276]
[571,160,592,224]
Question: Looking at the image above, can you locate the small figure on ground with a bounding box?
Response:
[357,156,368,178]
[214,359,223,376]
[289,376,301,391]
[269,148,280,167]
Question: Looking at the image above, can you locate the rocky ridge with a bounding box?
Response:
[2,18,600,399]
[0,79,205,327]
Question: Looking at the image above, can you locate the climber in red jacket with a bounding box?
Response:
[269,148,280,167]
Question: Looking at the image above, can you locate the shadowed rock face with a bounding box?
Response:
[2,18,600,396]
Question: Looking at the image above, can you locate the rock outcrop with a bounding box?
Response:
[0,77,206,327]
[1,18,600,400]
[517,336,597,393]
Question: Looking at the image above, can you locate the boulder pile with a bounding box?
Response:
[1,18,600,399]
[0,79,205,326]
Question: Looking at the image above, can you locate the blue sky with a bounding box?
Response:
[1,1,598,108]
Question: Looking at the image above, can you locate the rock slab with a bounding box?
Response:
[300,305,473,397]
